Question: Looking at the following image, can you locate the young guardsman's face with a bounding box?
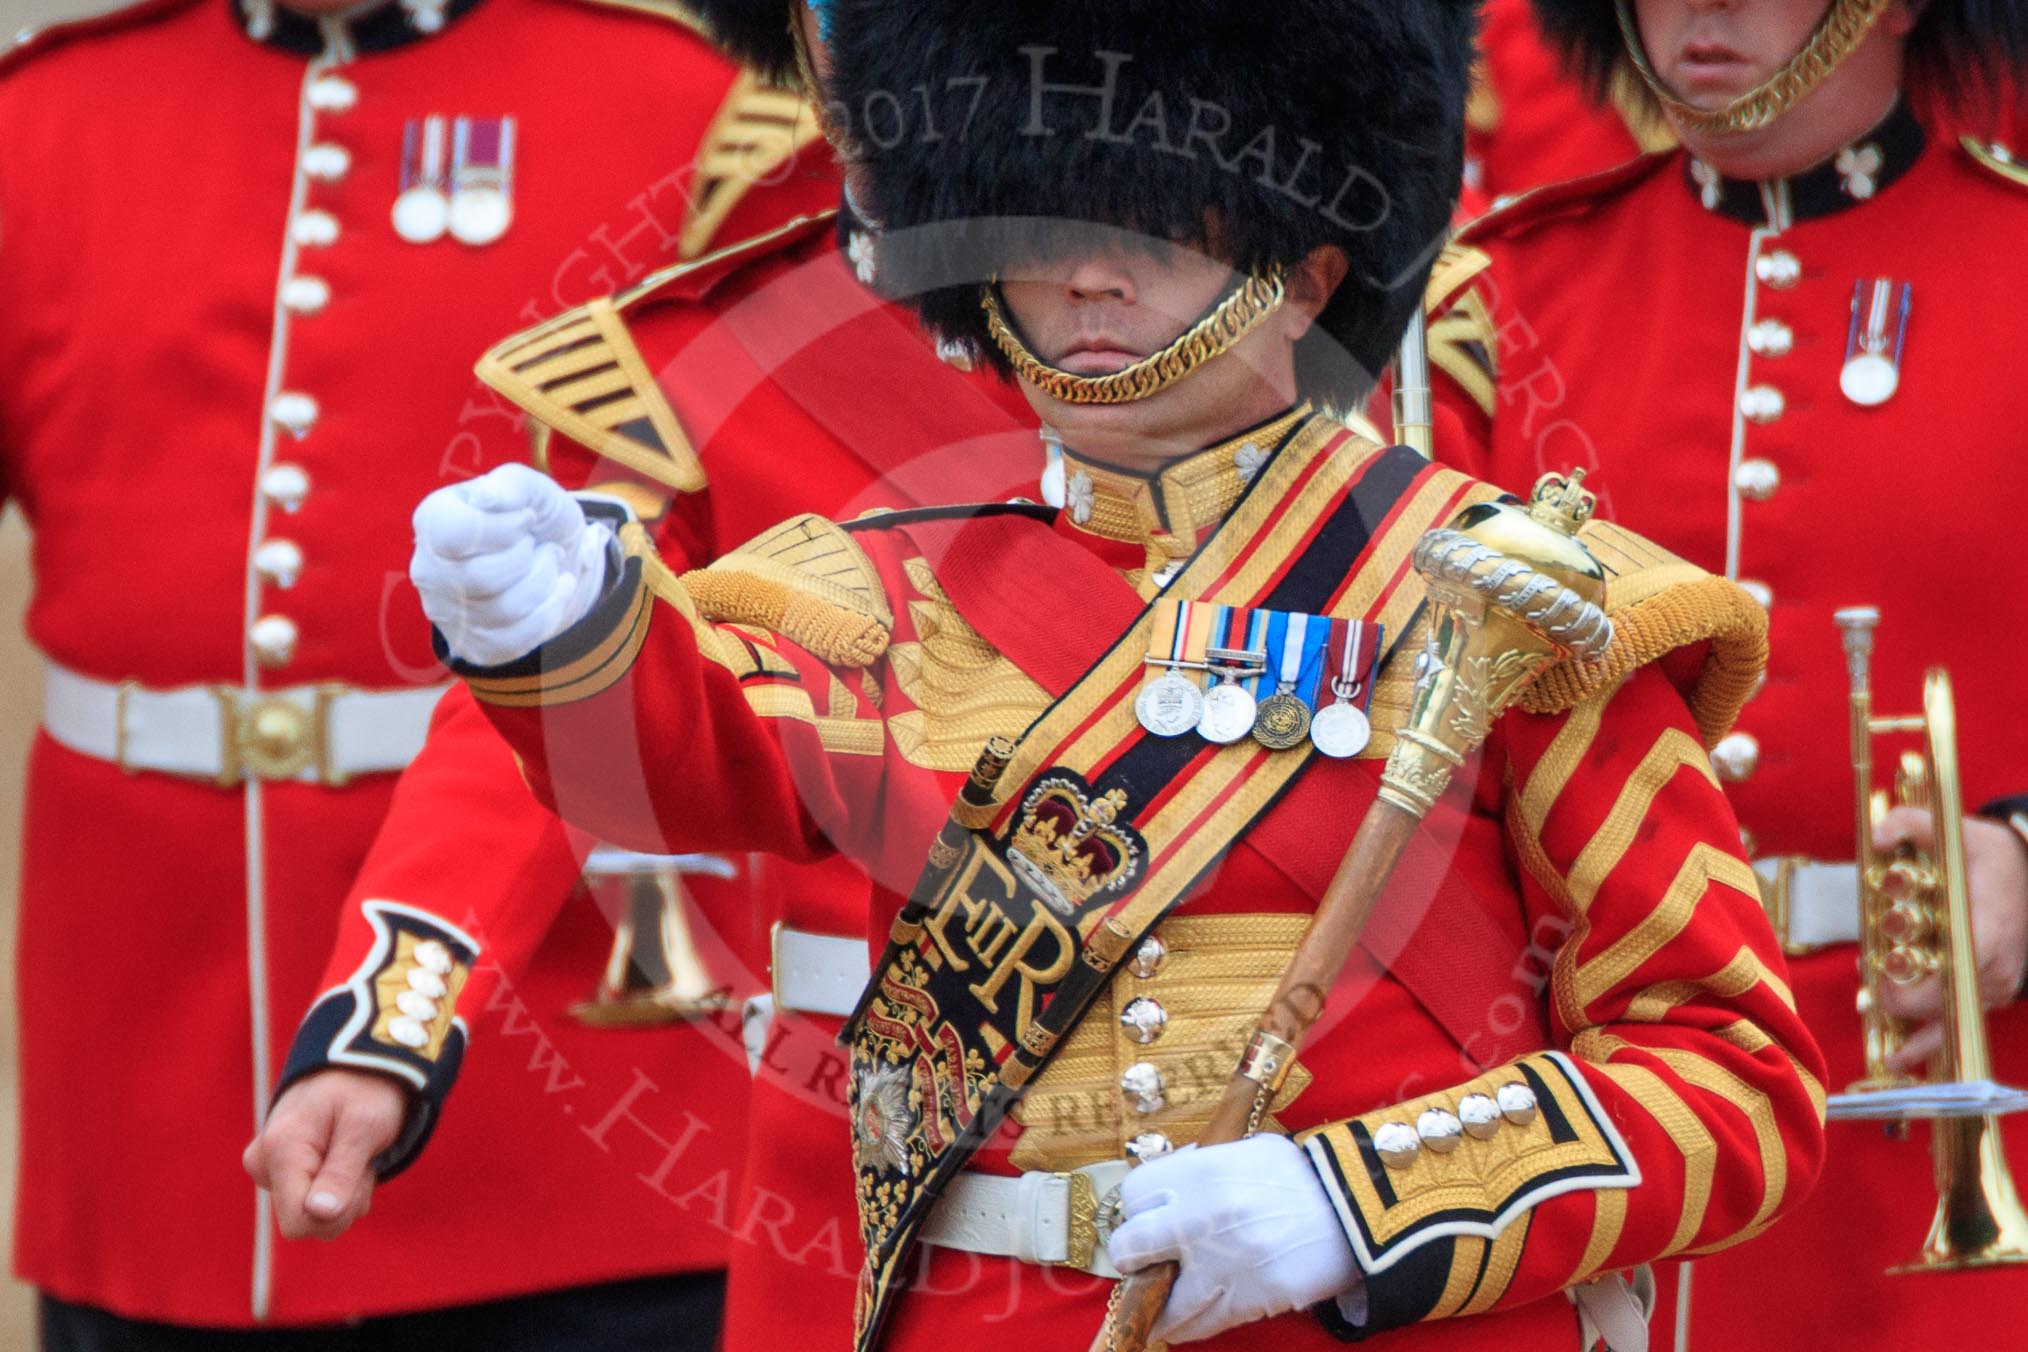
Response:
[1631,0,1920,177]
[1631,0,1837,105]
[996,233,1344,470]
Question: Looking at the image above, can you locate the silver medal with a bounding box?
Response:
[449,186,512,245]
[1198,680,1257,745]
[1309,701,1372,759]
[392,185,450,243]
[1839,352,1898,407]
[1135,671,1206,737]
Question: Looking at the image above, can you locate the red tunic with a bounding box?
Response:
[0,0,795,1324]
[297,215,1041,1352]
[459,413,1824,1350]
[1436,110,2028,1349]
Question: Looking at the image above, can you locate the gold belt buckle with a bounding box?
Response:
[211,685,346,787]
[1054,1169,1100,1271]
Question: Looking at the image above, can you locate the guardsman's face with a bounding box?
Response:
[995,230,1343,470]
[1631,0,1836,106]
[997,237,1236,380]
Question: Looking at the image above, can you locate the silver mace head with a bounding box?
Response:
[1380,472,1615,816]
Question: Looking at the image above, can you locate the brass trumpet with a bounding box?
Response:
[569,846,740,1026]
[1834,606,2028,1272]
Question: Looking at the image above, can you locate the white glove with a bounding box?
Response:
[1108,1135,1363,1345]
[410,463,614,668]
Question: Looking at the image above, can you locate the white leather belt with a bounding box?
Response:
[1753,857,1861,951]
[919,1161,1131,1278]
[771,922,871,1018]
[41,660,445,787]
[742,925,873,1073]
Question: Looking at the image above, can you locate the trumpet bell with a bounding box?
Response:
[1890,1114,2028,1272]
[569,847,741,1027]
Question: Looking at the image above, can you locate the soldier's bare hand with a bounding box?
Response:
[1878,807,2028,1072]
[243,1068,409,1243]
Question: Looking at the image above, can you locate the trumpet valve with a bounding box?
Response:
[1880,943,1939,987]
[1878,896,1935,946]
[1874,857,1936,903]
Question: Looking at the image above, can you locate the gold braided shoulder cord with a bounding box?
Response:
[1614,0,1895,137]
[981,268,1288,406]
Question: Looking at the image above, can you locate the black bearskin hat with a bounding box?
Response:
[1533,0,2028,114]
[826,0,1479,408]
[687,0,802,83]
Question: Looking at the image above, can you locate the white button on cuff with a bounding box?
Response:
[306,76,358,112]
[262,463,311,512]
[387,1016,430,1049]
[253,539,305,589]
[1711,731,1761,782]
[291,211,340,248]
[250,614,299,669]
[302,143,351,182]
[1734,457,1781,502]
[406,967,448,999]
[281,276,331,315]
[269,392,319,438]
[413,940,454,975]
[395,990,439,1022]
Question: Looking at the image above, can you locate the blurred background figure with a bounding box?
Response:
[0,0,821,1345]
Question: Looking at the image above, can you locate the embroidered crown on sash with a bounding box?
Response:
[1005,776,1142,916]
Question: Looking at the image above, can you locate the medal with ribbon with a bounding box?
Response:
[1199,605,1266,745]
[1309,616,1383,758]
[1840,276,1910,408]
[1251,610,1332,750]
[449,115,516,246]
[392,115,452,244]
[1134,599,1210,737]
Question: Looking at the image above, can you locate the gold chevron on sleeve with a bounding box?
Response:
[1428,289,1498,418]
[1624,946,1796,1023]
[680,71,826,259]
[1566,727,1719,914]
[1589,1052,1715,1257]
[476,299,706,494]
[1460,1210,1531,1315]
[1569,842,1763,1024]
[1639,1043,1789,1239]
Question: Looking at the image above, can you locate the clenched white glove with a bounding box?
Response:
[410,463,614,668]
[1108,1135,1363,1345]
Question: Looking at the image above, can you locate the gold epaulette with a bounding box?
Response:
[1517,521,1768,748]
[476,297,706,494]
[475,210,837,494]
[679,515,894,668]
[1962,135,2028,192]
[679,70,826,259]
[1423,243,1499,417]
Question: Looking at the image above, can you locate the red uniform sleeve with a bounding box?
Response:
[272,434,718,1175]
[273,685,595,1173]
[1300,664,1827,1332]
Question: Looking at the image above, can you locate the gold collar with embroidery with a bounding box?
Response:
[1058,405,1313,554]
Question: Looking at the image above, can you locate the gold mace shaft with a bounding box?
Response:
[1098,474,1613,1352]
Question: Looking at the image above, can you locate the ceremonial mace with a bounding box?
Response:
[1099,472,1615,1351]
